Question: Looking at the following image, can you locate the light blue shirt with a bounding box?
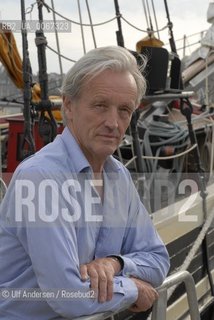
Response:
[0,127,169,319]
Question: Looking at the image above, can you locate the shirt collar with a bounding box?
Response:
[61,127,90,173]
[61,126,121,173]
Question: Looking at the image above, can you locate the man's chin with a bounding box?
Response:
[98,146,117,158]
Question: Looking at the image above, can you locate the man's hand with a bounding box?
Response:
[80,257,121,303]
[129,278,159,312]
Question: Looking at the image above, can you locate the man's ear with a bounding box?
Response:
[63,95,73,120]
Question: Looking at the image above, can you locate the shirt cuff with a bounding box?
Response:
[113,276,138,309]
[120,255,138,277]
[107,255,124,270]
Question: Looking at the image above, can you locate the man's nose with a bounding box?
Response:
[104,107,119,129]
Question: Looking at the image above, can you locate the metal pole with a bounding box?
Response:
[114,0,124,47]
[163,0,177,54]
[152,271,200,320]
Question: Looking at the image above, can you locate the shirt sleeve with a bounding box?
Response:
[119,172,170,287]
[7,167,138,318]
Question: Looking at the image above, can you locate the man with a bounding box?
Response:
[0,46,169,319]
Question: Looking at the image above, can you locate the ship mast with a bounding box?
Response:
[114,0,124,47]
[35,0,57,144]
[20,0,35,157]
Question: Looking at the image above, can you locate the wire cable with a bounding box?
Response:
[145,0,153,31]
[51,0,63,77]
[46,45,77,62]
[121,16,168,33]
[77,0,86,54]
[85,0,97,48]
[151,0,160,39]
[141,0,149,29]
[42,2,118,26]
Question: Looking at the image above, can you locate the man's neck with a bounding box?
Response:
[92,171,104,201]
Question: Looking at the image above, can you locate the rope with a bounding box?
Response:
[151,0,160,39]
[77,0,86,54]
[0,30,24,76]
[141,0,149,29]
[43,1,167,34]
[138,118,189,213]
[145,0,153,31]
[25,1,37,14]
[35,35,47,46]
[46,45,77,63]
[42,2,118,27]
[85,0,97,48]
[141,143,197,160]
[121,16,168,33]
[51,0,63,77]
[167,205,214,300]
[123,143,197,169]
[141,119,189,171]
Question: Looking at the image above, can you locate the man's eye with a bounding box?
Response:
[119,107,132,115]
[95,104,107,109]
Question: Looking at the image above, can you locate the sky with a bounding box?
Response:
[0,0,212,74]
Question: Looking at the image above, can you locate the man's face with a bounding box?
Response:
[64,69,138,165]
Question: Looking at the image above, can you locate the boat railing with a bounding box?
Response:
[73,270,200,320]
[151,270,200,320]
[74,313,114,320]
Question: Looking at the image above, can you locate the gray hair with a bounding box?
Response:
[61,46,146,107]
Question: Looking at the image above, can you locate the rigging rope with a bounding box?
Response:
[145,0,153,31]
[85,0,97,48]
[42,1,167,33]
[136,117,189,213]
[51,0,63,77]
[77,0,86,54]
[25,1,37,14]
[141,0,149,29]
[167,98,214,301]
[42,2,118,26]
[121,16,168,33]
[151,0,160,39]
[46,45,77,63]
[167,205,214,300]
[140,143,197,160]
[140,118,189,172]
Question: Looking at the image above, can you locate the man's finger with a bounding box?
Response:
[106,277,114,301]
[98,271,108,303]
[88,268,99,299]
[80,264,89,281]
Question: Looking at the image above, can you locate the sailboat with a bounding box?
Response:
[1,1,214,319]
